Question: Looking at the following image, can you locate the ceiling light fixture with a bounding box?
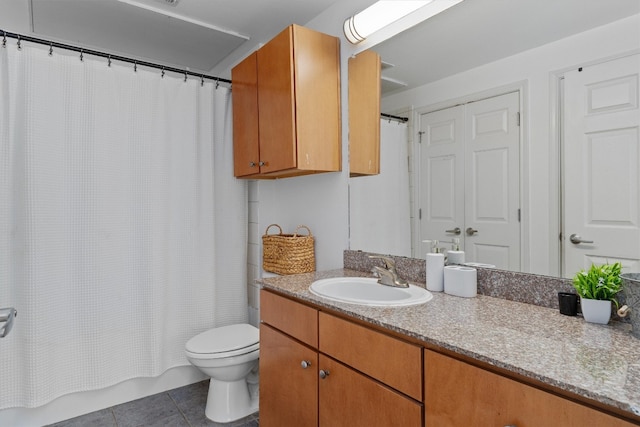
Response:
[344,0,463,45]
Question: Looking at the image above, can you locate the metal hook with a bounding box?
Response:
[161,67,165,78]
[16,35,21,50]
[79,49,83,62]
[3,31,8,48]
[48,42,53,56]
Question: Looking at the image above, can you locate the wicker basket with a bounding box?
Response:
[262,224,315,275]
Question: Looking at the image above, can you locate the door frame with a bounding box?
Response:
[411,81,529,271]
[551,49,640,277]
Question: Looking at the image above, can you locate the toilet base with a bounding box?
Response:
[205,378,259,423]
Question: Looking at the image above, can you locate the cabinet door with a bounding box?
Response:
[349,50,381,176]
[319,355,422,427]
[257,26,297,174]
[260,325,318,427]
[231,52,260,177]
[424,350,636,427]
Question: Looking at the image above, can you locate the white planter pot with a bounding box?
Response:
[580,297,612,324]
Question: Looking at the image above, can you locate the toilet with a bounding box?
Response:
[185,323,260,423]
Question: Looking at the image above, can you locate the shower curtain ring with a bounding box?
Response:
[16,35,21,50]
[48,42,53,56]
[134,61,137,72]
[80,49,84,62]
[215,78,220,89]
[2,31,7,48]
[108,55,112,67]
[201,75,204,87]
[184,71,188,82]
[161,67,165,78]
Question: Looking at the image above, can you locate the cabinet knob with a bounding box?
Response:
[248,161,257,167]
[319,369,330,379]
[259,161,266,167]
[301,360,311,369]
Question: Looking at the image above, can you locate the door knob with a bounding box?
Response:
[300,360,311,369]
[569,234,594,244]
[445,227,461,235]
[0,307,17,338]
[466,227,478,236]
[319,369,330,379]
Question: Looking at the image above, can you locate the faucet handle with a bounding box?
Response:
[368,255,396,270]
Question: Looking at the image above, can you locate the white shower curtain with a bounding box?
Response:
[0,42,247,409]
[349,119,411,256]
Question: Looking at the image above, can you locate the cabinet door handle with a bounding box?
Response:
[319,369,330,379]
[300,360,311,369]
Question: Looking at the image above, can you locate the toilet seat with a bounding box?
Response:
[186,324,259,359]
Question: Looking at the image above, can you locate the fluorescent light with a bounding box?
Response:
[344,0,463,45]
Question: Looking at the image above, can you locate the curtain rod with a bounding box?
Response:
[381,112,409,123]
[1,29,232,85]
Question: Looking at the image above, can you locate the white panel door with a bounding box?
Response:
[417,92,520,269]
[418,105,465,256]
[563,54,640,277]
[465,92,521,270]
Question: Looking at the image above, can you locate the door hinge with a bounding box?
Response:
[516,112,521,126]
[518,208,521,222]
[419,208,422,220]
[418,131,425,143]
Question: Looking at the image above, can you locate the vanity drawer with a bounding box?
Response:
[260,290,318,348]
[318,312,422,401]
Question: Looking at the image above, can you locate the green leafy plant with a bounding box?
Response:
[572,262,623,308]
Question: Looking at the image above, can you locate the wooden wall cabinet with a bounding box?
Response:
[232,25,341,179]
[424,349,636,427]
[260,290,423,427]
[348,50,381,177]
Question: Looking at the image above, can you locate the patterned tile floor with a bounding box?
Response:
[48,380,259,427]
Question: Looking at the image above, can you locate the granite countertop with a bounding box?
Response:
[259,268,640,421]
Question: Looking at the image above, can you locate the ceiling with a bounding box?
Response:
[0,0,638,94]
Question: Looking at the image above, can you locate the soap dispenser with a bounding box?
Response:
[447,238,465,265]
[424,240,445,292]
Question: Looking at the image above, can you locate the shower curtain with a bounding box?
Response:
[349,119,411,256]
[0,42,247,409]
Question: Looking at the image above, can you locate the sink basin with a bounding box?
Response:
[309,277,433,307]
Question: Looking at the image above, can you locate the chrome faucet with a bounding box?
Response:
[369,255,409,288]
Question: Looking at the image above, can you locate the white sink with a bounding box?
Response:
[309,277,432,307]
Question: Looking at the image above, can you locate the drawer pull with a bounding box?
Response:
[319,369,330,379]
[301,360,311,369]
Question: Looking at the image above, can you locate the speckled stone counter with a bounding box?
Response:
[259,268,640,423]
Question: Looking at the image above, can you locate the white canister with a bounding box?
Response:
[426,252,445,292]
[444,265,477,298]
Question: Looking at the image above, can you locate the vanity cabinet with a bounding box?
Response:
[348,50,381,176]
[232,24,341,179]
[424,349,636,427]
[260,290,423,427]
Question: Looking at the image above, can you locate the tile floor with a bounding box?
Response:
[48,380,259,427]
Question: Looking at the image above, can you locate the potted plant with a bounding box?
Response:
[572,262,623,324]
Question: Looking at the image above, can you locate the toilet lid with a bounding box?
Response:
[186,324,259,355]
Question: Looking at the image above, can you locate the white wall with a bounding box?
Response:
[381,14,640,276]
